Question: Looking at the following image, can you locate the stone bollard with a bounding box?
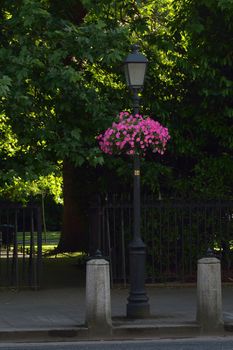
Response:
[196,251,223,332]
[86,250,112,336]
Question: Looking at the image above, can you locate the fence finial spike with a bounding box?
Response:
[205,247,215,258]
[94,249,103,258]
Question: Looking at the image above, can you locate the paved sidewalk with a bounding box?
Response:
[0,285,233,341]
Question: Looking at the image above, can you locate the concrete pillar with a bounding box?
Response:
[196,256,223,331]
[86,255,112,335]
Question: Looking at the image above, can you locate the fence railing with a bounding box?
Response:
[89,194,233,284]
[0,202,42,289]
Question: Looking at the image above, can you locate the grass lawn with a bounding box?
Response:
[17,231,60,245]
[16,231,86,258]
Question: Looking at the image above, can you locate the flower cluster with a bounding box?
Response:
[97,111,170,157]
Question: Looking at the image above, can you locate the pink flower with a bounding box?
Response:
[97,111,170,157]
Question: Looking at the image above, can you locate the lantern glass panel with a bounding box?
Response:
[127,62,147,88]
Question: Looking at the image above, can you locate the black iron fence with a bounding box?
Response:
[89,194,233,284]
[0,202,42,289]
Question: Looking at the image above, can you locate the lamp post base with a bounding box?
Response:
[126,240,150,318]
[127,300,150,318]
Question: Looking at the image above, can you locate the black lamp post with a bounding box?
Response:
[124,44,150,318]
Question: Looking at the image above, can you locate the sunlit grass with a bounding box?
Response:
[15,231,87,259]
[17,231,60,244]
[44,251,86,259]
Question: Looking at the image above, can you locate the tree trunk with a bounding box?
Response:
[58,160,89,252]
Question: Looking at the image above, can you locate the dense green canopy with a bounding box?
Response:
[0,0,233,201]
[167,0,233,197]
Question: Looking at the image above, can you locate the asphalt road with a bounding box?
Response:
[1,338,233,350]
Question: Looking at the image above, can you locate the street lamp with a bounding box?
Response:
[124,44,150,318]
[124,45,148,90]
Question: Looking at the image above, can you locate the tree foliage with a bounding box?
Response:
[0,0,233,202]
[0,0,130,200]
[164,0,233,198]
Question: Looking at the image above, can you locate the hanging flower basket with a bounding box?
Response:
[97,111,170,157]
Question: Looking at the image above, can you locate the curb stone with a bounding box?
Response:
[2,322,233,342]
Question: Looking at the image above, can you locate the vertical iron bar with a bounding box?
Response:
[204,205,207,251]
[98,197,102,252]
[181,207,185,282]
[159,206,162,280]
[6,209,10,286]
[189,206,192,277]
[29,208,35,288]
[226,206,231,271]
[174,210,178,278]
[101,202,105,254]
[12,209,19,288]
[106,204,113,288]
[167,207,170,279]
[151,204,155,283]
[121,206,126,288]
[211,206,215,251]
[112,194,117,281]
[36,206,43,289]
[22,209,26,282]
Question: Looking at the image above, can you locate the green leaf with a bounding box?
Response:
[70,128,81,140]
